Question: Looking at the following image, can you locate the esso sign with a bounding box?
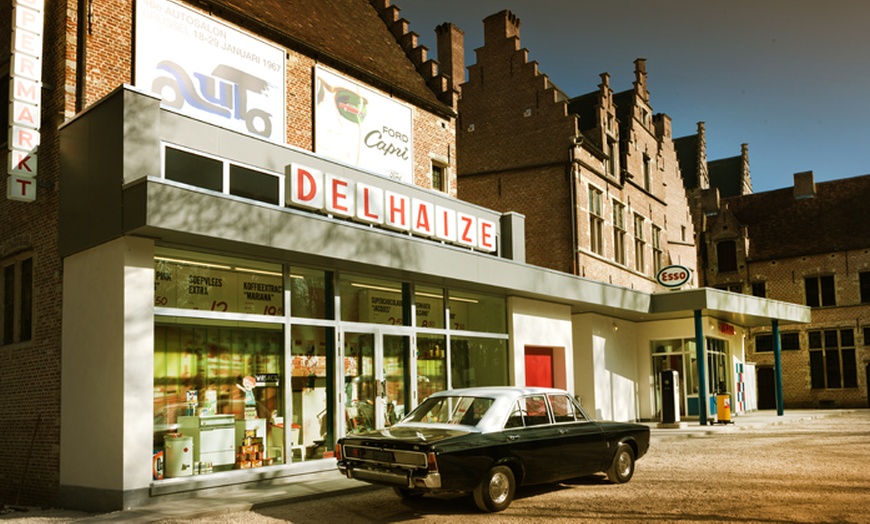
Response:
[657,265,692,288]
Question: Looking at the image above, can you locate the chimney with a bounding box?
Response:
[436,23,465,91]
[793,171,816,199]
[483,10,521,45]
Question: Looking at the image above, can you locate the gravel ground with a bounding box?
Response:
[4,410,870,523]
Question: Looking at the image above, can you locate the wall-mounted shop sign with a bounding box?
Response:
[314,66,413,184]
[288,163,497,252]
[135,0,285,142]
[656,264,692,289]
[155,258,284,315]
[7,0,43,202]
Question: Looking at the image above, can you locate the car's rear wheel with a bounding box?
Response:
[393,487,424,499]
[606,442,636,483]
[472,465,515,512]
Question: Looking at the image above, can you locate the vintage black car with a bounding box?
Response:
[336,386,650,512]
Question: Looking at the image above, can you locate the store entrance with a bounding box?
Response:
[342,330,410,434]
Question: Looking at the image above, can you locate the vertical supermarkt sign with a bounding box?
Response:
[135,0,286,143]
[7,0,43,202]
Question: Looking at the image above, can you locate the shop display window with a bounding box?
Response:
[290,325,333,460]
[290,267,331,319]
[415,286,444,328]
[449,291,506,333]
[153,324,284,475]
[450,336,509,389]
[417,335,446,402]
[339,275,405,325]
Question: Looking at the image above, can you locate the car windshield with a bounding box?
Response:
[403,396,494,426]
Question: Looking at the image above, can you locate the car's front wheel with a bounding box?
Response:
[606,442,636,483]
[472,465,515,512]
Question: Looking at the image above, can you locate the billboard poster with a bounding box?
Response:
[135,0,285,142]
[315,66,413,184]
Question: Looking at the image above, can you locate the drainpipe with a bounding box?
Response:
[694,310,707,425]
[772,319,784,416]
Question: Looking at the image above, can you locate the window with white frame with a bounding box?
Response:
[633,214,645,273]
[588,186,604,255]
[612,200,626,265]
[651,224,663,275]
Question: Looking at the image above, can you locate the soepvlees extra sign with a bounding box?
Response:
[656,265,692,289]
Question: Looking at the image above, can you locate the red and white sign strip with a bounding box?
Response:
[7,0,43,202]
[287,163,497,252]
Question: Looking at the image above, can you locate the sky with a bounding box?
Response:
[396,0,870,193]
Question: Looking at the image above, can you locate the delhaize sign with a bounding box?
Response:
[7,0,43,202]
[314,66,413,184]
[135,0,285,142]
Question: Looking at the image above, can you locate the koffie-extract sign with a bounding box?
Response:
[135,0,285,142]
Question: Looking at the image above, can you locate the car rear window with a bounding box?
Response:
[406,396,494,426]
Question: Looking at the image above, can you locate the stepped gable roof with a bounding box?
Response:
[204,0,447,113]
[674,134,701,189]
[723,174,870,260]
[708,156,743,197]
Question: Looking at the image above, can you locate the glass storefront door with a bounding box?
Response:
[342,330,409,434]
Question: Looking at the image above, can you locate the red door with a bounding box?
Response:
[525,348,554,387]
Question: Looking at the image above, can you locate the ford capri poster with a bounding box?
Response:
[135,0,285,143]
[315,66,413,184]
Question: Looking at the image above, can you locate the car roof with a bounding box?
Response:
[428,386,573,400]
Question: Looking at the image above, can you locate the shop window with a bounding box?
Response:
[230,164,280,205]
[1,253,33,345]
[164,147,223,192]
[809,329,857,389]
[290,324,332,459]
[290,267,332,319]
[417,335,447,401]
[339,275,405,325]
[153,324,284,473]
[155,252,283,316]
[448,290,506,333]
[415,285,444,328]
[805,275,836,307]
[450,336,508,389]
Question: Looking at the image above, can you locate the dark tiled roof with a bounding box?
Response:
[673,134,700,189]
[202,0,448,113]
[708,156,743,197]
[723,174,870,260]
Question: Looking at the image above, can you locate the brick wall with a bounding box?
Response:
[0,0,457,506]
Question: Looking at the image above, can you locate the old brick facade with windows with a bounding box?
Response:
[457,11,697,291]
[696,171,870,408]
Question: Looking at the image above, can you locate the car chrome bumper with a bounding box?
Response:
[340,463,442,489]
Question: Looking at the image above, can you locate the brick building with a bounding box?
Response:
[457,11,697,292]
[695,171,870,408]
[1,0,808,511]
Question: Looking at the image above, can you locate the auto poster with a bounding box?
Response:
[314,66,414,184]
[135,0,285,142]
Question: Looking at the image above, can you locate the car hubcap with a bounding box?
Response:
[617,451,631,477]
[489,471,510,504]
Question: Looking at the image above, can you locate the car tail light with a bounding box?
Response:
[426,451,438,472]
[334,444,342,461]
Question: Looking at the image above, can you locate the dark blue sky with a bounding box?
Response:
[397,0,870,193]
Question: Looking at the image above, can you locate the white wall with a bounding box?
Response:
[508,297,573,392]
[572,314,639,422]
[61,237,155,494]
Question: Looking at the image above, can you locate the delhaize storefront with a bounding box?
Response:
[55,0,809,512]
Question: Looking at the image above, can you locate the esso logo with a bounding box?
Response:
[657,265,692,288]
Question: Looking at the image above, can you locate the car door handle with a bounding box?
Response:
[507,434,521,441]
[558,429,568,435]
